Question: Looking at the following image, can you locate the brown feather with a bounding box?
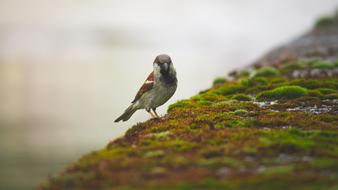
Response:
[131,72,154,103]
[146,71,154,81]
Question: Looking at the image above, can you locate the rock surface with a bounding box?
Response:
[40,13,338,190]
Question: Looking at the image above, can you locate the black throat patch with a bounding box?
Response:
[160,70,177,85]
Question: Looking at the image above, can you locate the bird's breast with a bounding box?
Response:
[149,81,177,108]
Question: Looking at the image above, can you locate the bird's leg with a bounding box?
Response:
[146,109,156,118]
[152,108,160,118]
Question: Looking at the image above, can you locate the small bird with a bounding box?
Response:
[114,54,177,122]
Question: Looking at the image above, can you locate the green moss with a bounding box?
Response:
[280,59,338,75]
[242,77,269,87]
[192,91,225,104]
[279,61,307,74]
[308,90,323,98]
[228,70,251,80]
[334,60,338,67]
[310,158,338,170]
[42,54,338,190]
[215,118,255,129]
[242,147,257,155]
[148,131,172,140]
[238,70,251,78]
[315,16,335,28]
[140,138,197,153]
[290,79,321,89]
[311,60,335,70]
[308,88,338,99]
[260,165,294,175]
[290,79,338,90]
[316,88,337,95]
[199,147,224,158]
[143,150,165,158]
[222,157,242,167]
[228,70,238,78]
[269,78,287,85]
[228,69,250,79]
[256,86,308,101]
[240,77,271,94]
[231,94,252,101]
[194,99,210,106]
[166,139,196,152]
[259,129,316,153]
[213,77,227,85]
[215,83,245,96]
[47,171,96,188]
[324,93,338,99]
[233,109,249,116]
[253,67,280,78]
[167,100,196,112]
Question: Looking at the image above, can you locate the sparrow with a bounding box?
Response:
[114,54,177,122]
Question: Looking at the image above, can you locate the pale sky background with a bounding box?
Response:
[0,1,337,190]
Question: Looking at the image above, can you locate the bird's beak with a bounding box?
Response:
[161,63,168,72]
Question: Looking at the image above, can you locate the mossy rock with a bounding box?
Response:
[279,61,307,74]
[241,77,269,87]
[324,93,338,100]
[253,67,280,78]
[310,60,336,70]
[231,94,252,101]
[316,88,337,95]
[213,77,227,85]
[290,79,338,90]
[41,56,338,190]
[315,16,335,28]
[228,70,251,79]
[167,100,196,112]
[256,86,308,101]
[214,83,246,96]
[233,109,249,116]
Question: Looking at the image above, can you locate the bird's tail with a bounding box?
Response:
[114,104,138,122]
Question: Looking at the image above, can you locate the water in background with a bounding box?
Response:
[0,0,337,189]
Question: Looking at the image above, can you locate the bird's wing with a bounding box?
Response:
[132,72,154,103]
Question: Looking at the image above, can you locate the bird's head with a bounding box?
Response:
[153,54,173,74]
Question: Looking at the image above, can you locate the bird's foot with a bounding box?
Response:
[153,109,161,118]
[148,109,164,121]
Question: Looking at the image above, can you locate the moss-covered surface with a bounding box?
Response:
[253,67,280,78]
[40,60,338,190]
[256,86,308,101]
[315,15,336,28]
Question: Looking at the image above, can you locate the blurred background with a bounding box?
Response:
[0,0,337,189]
